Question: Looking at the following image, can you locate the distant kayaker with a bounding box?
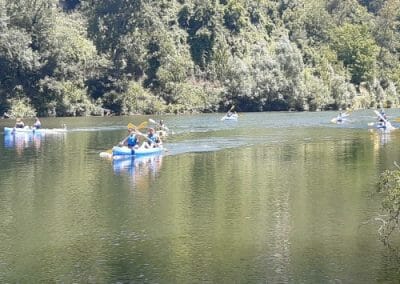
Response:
[15,118,25,128]
[158,120,166,130]
[120,126,139,149]
[337,112,343,123]
[33,117,41,129]
[378,109,387,122]
[143,127,161,148]
[226,111,237,117]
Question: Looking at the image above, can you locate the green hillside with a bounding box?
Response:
[1,0,400,117]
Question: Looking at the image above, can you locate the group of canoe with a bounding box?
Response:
[3,117,169,160]
[4,126,68,135]
[4,117,67,135]
[6,109,395,159]
[331,109,396,131]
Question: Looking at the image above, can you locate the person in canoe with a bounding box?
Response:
[33,117,41,129]
[378,109,387,122]
[336,112,344,123]
[15,118,25,128]
[158,120,165,130]
[119,126,139,149]
[143,127,162,148]
[375,109,387,128]
[155,119,168,138]
[227,110,237,117]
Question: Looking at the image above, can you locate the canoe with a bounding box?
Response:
[112,145,163,157]
[221,113,238,121]
[4,126,67,134]
[330,112,350,124]
[330,117,347,124]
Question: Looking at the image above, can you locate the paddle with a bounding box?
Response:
[104,121,148,154]
[149,118,169,131]
[226,105,235,115]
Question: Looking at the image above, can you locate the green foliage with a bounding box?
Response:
[303,68,331,111]
[223,0,247,33]
[44,12,100,80]
[38,78,97,116]
[378,166,400,246]
[1,0,400,115]
[178,1,218,68]
[330,23,379,84]
[103,80,165,115]
[163,81,221,113]
[8,97,36,118]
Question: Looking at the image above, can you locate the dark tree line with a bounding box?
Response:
[1,0,400,117]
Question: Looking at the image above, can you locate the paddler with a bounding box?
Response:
[14,118,25,128]
[143,127,161,148]
[120,125,139,149]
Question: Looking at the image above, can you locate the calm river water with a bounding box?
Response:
[0,110,400,283]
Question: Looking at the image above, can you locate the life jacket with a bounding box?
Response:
[127,135,138,147]
[148,133,159,144]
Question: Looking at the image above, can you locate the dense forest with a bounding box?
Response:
[1,0,400,117]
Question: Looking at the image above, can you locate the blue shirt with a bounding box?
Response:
[148,133,159,144]
[127,135,138,147]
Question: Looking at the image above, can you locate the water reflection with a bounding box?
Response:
[369,129,392,148]
[4,132,43,154]
[112,155,163,185]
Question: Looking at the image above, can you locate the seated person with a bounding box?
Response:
[143,127,161,148]
[120,127,139,149]
[33,117,41,129]
[15,118,25,128]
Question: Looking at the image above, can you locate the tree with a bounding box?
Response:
[330,23,379,84]
[377,164,400,246]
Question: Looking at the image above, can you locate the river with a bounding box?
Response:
[0,110,399,282]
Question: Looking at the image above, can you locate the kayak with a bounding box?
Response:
[375,122,395,131]
[112,145,164,157]
[331,117,346,124]
[221,113,238,121]
[4,126,67,134]
[330,112,350,124]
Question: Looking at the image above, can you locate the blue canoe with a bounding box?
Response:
[112,145,164,157]
[4,126,67,135]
